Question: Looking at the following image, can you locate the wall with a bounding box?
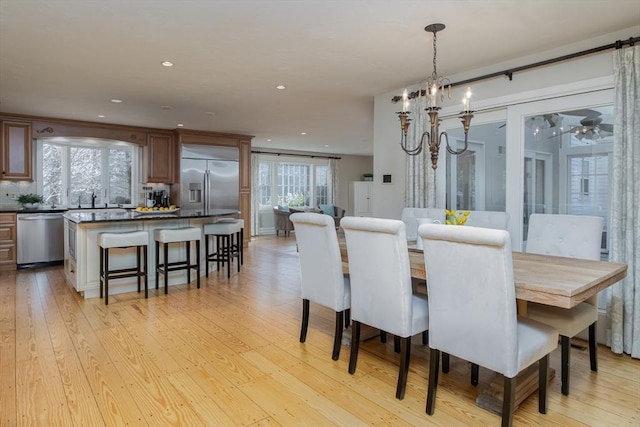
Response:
[372,26,639,220]
[336,154,373,215]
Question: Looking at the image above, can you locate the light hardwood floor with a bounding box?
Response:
[1,236,638,426]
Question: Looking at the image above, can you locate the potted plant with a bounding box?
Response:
[17,193,44,209]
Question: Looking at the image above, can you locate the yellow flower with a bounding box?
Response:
[446,209,470,226]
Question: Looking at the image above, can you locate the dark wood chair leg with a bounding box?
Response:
[394,335,401,353]
[561,335,570,395]
[348,321,361,374]
[442,352,450,373]
[300,299,310,343]
[186,240,191,283]
[163,242,169,294]
[236,232,241,272]
[344,308,350,328]
[422,330,428,345]
[143,245,148,299]
[216,235,221,272]
[240,227,244,265]
[471,363,479,386]
[589,322,598,372]
[205,234,210,278]
[380,331,387,343]
[332,311,344,361]
[136,245,141,292]
[104,248,110,305]
[226,235,231,279]
[195,240,200,288]
[426,348,440,415]
[502,375,516,427]
[396,337,411,400]
[155,241,160,289]
[539,354,549,414]
[99,246,104,299]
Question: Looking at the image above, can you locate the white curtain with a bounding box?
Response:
[328,158,338,204]
[251,153,260,236]
[606,45,640,358]
[405,95,436,208]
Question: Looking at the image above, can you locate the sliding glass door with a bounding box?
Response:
[505,90,614,253]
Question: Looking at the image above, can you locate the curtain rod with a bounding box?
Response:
[392,36,639,102]
[252,150,341,160]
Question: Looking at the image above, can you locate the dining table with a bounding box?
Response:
[338,238,628,414]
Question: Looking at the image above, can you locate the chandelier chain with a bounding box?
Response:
[432,32,438,81]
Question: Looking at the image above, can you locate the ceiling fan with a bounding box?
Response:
[553,114,613,140]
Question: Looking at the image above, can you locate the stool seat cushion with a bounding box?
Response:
[204,221,242,235]
[155,227,201,243]
[99,231,148,248]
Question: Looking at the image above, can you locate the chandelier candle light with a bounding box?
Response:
[397,23,474,169]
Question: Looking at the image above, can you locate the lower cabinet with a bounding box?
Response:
[351,181,373,217]
[0,213,16,270]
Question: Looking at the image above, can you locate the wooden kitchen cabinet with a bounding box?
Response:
[1,120,32,181]
[0,213,17,271]
[144,133,174,183]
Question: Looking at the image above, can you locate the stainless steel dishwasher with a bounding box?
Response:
[17,212,65,267]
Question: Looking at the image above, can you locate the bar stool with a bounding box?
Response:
[232,219,244,266]
[98,231,149,306]
[204,220,243,279]
[154,227,201,294]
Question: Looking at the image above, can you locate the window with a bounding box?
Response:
[315,165,329,206]
[40,138,138,206]
[254,154,333,235]
[277,163,310,206]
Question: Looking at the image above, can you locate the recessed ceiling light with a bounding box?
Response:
[111,99,122,103]
[177,123,184,127]
[161,61,174,67]
[301,132,306,135]
[267,139,272,142]
[160,105,172,110]
[276,85,286,90]
[205,111,215,115]
[98,115,105,118]
[324,145,329,147]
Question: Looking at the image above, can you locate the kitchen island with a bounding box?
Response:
[64,208,239,299]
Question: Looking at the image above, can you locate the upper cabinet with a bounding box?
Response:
[1,120,32,181]
[144,133,174,183]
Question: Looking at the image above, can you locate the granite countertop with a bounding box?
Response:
[0,206,71,213]
[64,208,239,224]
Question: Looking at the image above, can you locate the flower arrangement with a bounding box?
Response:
[445,209,470,225]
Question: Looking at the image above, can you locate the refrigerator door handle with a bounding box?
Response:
[204,170,210,212]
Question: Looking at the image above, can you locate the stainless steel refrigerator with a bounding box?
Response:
[180,144,239,212]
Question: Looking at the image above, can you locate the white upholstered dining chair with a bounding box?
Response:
[419,223,558,427]
[401,207,446,240]
[464,210,510,230]
[525,213,604,395]
[341,216,429,400]
[290,212,351,361]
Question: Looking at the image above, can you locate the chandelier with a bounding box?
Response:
[397,23,474,169]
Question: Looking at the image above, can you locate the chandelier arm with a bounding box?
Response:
[400,129,424,156]
[445,131,469,155]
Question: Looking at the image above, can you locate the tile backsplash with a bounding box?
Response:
[0,181,37,207]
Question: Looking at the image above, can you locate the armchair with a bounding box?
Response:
[318,204,346,228]
[273,207,294,237]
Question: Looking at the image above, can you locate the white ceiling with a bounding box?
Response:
[1,1,638,156]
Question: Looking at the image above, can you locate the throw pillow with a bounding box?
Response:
[319,204,334,216]
[277,204,290,212]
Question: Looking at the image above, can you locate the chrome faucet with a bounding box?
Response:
[91,192,97,208]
